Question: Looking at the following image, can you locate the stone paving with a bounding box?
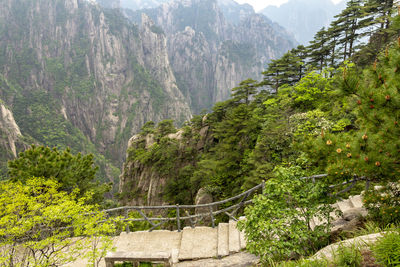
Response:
[67,193,369,266]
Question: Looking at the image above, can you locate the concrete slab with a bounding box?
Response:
[228,220,240,253]
[116,230,182,253]
[239,230,246,250]
[178,226,218,260]
[174,252,259,267]
[217,223,229,257]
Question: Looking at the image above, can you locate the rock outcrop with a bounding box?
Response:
[0,102,28,176]
[125,0,297,113]
[0,0,192,180]
[119,122,212,206]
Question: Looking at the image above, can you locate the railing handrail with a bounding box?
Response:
[102,182,264,213]
[97,174,371,232]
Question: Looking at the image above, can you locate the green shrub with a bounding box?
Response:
[332,244,362,267]
[363,184,400,225]
[238,166,333,263]
[372,228,400,266]
[273,258,328,267]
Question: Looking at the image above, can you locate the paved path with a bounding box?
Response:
[68,194,368,266]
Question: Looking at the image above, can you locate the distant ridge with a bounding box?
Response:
[260,0,347,45]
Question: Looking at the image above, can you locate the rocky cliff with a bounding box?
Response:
[0,100,29,177]
[0,0,191,182]
[125,0,297,113]
[119,118,213,206]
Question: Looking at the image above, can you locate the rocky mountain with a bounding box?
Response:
[125,0,297,113]
[0,101,29,176]
[119,0,253,23]
[261,0,347,45]
[0,0,191,183]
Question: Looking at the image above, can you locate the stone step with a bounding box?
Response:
[178,226,218,261]
[337,199,354,213]
[349,195,363,208]
[238,217,247,249]
[217,223,229,257]
[239,230,246,250]
[116,230,182,253]
[228,220,241,253]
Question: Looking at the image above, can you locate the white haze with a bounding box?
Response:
[235,0,343,12]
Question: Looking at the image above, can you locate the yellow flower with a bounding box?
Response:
[337,148,342,153]
[326,140,333,145]
[346,143,351,149]
[347,153,352,158]
[362,134,368,140]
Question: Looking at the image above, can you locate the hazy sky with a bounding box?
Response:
[236,0,343,12]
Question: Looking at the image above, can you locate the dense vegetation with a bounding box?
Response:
[1,0,400,265]
[127,0,400,202]
[123,0,400,263]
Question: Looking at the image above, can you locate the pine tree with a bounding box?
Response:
[309,41,400,183]
[262,47,306,92]
[334,0,364,61]
[308,27,331,71]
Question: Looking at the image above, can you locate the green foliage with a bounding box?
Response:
[220,41,255,67]
[238,166,333,263]
[272,258,328,267]
[306,43,400,187]
[372,227,400,267]
[150,25,164,35]
[363,184,400,225]
[0,177,117,266]
[8,145,110,204]
[332,244,362,267]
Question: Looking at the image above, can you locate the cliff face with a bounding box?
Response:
[118,0,296,204]
[125,0,297,113]
[119,122,212,206]
[0,100,28,176]
[0,0,191,181]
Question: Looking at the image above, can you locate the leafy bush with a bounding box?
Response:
[363,184,400,225]
[372,228,400,266]
[332,244,362,267]
[8,145,111,204]
[272,258,328,267]
[238,166,333,263]
[0,177,117,266]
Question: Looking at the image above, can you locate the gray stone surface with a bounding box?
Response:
[194,188,213,224]
[174,252,259,267]
[349,195,363,208]
[313,233,384,260]
[116,230,182,253]
[228,220,241,253]
[337,199,354,213]
[342,207,368,221]
[218,223,229,257]
[178,226,218,260]
[239,230,246,250]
